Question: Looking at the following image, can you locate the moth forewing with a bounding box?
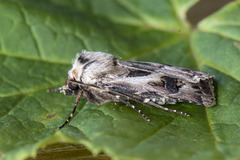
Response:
[49,50,215,129]
[117,60,215,107]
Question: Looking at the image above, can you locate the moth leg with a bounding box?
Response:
[58,90,83,130]
[118,99,150,122]
[148,102,190,117]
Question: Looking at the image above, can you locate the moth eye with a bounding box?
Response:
[68,82,79,90]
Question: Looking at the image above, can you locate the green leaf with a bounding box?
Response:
[191,2,240,159]
[0,0,240,160]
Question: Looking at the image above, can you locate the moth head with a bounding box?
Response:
[57,77,80,96]
[66,78,79,91]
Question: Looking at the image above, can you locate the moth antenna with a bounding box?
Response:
[148,102,190,117]
[58,90,83,130]
[118,99,150,122]
[47,87,62,93]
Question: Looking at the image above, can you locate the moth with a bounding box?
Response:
[48,50,215,129]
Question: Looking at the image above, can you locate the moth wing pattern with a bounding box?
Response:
[114,60,216,107]
[71,51,215,107]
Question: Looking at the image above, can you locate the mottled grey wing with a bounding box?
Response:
[104,60,215,107]
[119,61,214,83]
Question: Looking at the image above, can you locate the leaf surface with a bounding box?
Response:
[0,0,239,160]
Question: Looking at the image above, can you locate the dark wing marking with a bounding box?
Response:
[127,69,152,77]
